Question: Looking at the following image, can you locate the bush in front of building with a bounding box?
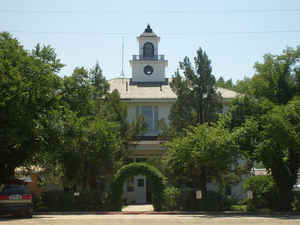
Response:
[162,186,232,211]
[33,190,110,211]
[243,175,279,211]
[292,191,300,212]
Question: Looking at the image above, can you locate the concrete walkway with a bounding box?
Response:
[122,204,154,212]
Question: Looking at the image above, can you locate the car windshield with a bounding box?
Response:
[0,186,29,195]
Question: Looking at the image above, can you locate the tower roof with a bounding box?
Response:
[144,24,153,33]
[138,24,158,38]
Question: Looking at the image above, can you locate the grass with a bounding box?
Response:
[230,205,247,212]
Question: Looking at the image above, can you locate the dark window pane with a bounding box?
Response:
[141,106,153,133]
[143,42,154,58]
[137,179,144,187]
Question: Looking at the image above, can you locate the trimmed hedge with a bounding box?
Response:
[110,162,166,211]
[33,190,109,211]
[162,186,232,211]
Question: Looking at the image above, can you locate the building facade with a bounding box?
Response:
[108,25,239,204]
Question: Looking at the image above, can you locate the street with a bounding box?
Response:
[1,214,300,225]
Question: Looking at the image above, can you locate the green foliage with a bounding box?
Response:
[33,190,109,211]
[250,47,300,104]
[217,76,234,90]
[0,32,62,182]
[256,98,300,211]
[233,76,252,94]
[38,112,122,192]
[111,163,166,211]
[216,76,225,87]
[164,124,241,195]
[168,48,223,135]
[232,98,300,211]
[230,204,247,212]
[31,43,65,73]
[243,175,278,211]
[292,191,300,212]
[226,95,274,129]
[163,186,232,211]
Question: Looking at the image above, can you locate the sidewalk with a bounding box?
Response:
[122,204,154,212]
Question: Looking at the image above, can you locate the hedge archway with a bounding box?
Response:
[110,162,166,211]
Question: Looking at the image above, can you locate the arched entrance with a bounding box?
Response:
[111,163,166,211]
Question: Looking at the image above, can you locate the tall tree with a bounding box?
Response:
[169,48,222,134]
[0,33,62,182]
[234,97,300,211]
[250,47,300,104]
[216,76,225,87]
[164,124,240,196]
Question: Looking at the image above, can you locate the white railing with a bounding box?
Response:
[132,55,165,61]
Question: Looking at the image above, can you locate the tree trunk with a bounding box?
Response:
[277,184,293,211]
[199,174,207,197]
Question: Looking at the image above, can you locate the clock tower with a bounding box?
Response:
[130,25,168,84]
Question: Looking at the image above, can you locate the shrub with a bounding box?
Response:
[231,204,247,212]
[33,190,109,211]
[163,186,232,211]
[292,191,300,212]
[243,175,278,211]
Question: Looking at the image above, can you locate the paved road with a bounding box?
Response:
[1,214,300,225]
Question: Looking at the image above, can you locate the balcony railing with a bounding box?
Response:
[132,55,165,61]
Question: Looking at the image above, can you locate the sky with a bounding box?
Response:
[1,0,300,82]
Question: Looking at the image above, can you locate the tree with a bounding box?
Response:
[38,63,144,191]
[233,76,252,94]
[61,67,94,117]
[0,33,62,182]
[257,98,300,211]
[234,97,300,211]
[31,43,65,73]
[169,48,222,134]
[250,47,300,105]
[217,77,234,90]
[216,76,225,87]
[164,124,240,196]
[224,95,274,130]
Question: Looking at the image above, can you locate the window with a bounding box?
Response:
[137,179,144,187]
[136,105,158,136]
[143,42,154,58]
[127,177,135,192]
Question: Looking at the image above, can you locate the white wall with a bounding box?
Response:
[131,61,166,83]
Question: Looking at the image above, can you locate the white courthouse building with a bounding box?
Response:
[108,25,239,204]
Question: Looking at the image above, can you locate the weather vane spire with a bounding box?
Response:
[144,24,153,33]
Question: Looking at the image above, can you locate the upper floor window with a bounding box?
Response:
[136,105,158,136]
[143,42,154,58]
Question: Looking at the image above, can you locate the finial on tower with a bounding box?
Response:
[144,24,153,33]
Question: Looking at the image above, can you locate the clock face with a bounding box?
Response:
[144,65,153,75]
